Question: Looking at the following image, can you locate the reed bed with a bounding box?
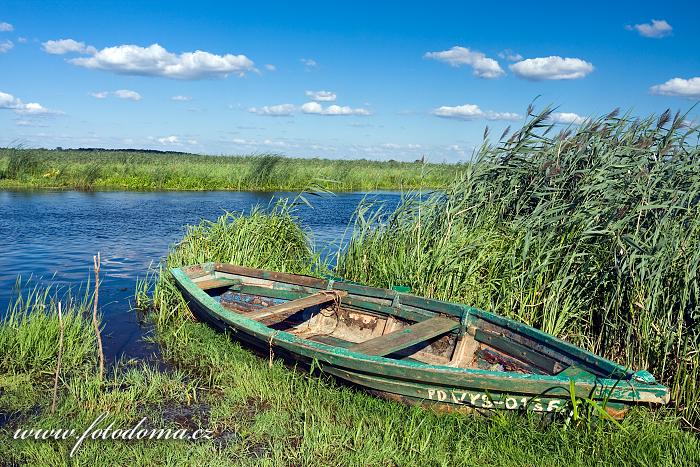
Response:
[131,192,698,465]
[338,108,700,425]
[0,149,456,191]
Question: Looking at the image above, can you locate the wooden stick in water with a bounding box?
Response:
[51,302,64,414]
[93,252,105,380]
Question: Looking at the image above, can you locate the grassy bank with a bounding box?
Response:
[0,149,457,191]
[2,281,698,465]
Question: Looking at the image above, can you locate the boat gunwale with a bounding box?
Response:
[208,262,636,379]
[170,265,670,403]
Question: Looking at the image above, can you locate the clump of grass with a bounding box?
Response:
[73,162,101,191]
[1,148,42,180]
[0,283,96,379]
[138,198,322,327]
[338,107,700,425]
[243,153,287,188]
[0,282,97,418]
[167,199,316,271]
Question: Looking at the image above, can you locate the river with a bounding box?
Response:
[0,190,403,362]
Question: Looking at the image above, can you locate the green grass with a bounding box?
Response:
[3,289,697,465]
[0,283,97,415]
[2,202,699,466]
[338,108,700,425]
[0,148,458,191]
[139,198,324,330]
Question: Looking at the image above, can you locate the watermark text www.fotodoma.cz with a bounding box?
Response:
[11,412,214,457]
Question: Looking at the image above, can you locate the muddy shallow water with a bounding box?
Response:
[0,190,403,362]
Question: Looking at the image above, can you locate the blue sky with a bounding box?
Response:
[1,1,698,162]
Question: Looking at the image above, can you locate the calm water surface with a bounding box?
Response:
[0,190,402,362]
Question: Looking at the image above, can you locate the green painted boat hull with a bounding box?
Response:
[171,263,670,417]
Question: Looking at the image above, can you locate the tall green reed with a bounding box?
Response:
[338,108,700,424]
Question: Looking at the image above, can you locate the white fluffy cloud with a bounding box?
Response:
[300,58,317,68]
[43,41,255,79]
[265,64,276,71]
[424,46,504,79]
[90,90,141,101]
[431,104,520,121]
[0,40,13,53]
[42,39,95,55]
[113,89,142,101]
[0,22,13,32]
[509,56,593,80]
[15,103,53,115]
[171,95,192,101]
[626,19,672,38]
[154,135,197,145]
[157,135,180,145]
[498,49,523,62]
[550,112,588,125]
[301,102,370,116]
[248,104,296,116]
[305,90,336,102]
[247,97,370,117]
[0,91,60,115]
[381,143,422,150]
[650,77,700,99]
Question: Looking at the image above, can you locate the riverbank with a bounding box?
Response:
[0,149,458,192]
[1,211,698,466]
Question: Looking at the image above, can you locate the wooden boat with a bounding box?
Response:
[171,262,670,417]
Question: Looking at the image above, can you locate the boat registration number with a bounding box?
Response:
[426,389,565,412]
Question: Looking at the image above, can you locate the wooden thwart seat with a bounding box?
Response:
[247,291,347,322]
[195,277,241,290]
[348,316,459,357]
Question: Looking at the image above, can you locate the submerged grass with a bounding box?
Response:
[0,149,457,191]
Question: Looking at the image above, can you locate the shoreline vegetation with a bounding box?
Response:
[2,108,700,464]
[2,281,697,465]
[0,148,458,192]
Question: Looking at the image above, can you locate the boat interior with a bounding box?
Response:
[183,263,628,380]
